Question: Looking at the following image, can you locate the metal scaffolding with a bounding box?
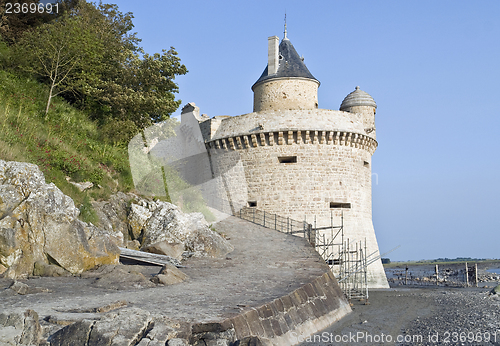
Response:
[313,211,369,303]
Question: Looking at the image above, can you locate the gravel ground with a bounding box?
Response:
[402,288,500,346]
[297,287,500,346]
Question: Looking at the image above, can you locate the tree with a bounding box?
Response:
[0,0,79,45]
[0,0,52,44]
[15,9,104,116]
[91,48,187,128]
[81,3,187,128]
[15,0,187,128]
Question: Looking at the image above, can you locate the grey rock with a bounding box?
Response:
[190,328,235,346]
[33,261,71,277]
[128,203,152,240]
[9,281,28,295]
[0,160,119,279]
[88,264,156,290]
[141,201,233,258]
[142,241,184,260]
[185,227,234,258]
[48,319,94,346]
[151,264,188,285]
[49,308,153,346]
[232,336,265,346]
[0,310,41,346]
[92,192,135,246]
[69,181,93,192]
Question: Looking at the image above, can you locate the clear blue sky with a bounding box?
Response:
[112,0,500,261]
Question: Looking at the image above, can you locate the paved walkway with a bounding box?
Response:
[0,216,330,325]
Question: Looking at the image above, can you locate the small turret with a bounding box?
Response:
[340,86,377,138]
[252,35,320,112]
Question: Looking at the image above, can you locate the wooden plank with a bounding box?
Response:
[118,247,184,267]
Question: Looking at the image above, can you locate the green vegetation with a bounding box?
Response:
[0,67,134,207]
[0,1,213,222]
[4,0,187,132]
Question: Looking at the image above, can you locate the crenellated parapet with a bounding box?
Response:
[206,130,378,155]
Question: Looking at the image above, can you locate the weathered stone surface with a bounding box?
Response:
[142,240,184,259]
[0,310,41,346]
[0,160,119,279]
[166,339,189,346]
[92,192,134,246]
[232,336,264,346]
[33,261,71,277]
[9,280,28,295]
[49,308,153,346]
[83,264,156,290]
[151,264,188,285]
[48,319,94,346]
[190,328,235,346]
[185,227,233,258]
[128,203,152,240]
[69,181,93,192]
[140,202,233,258]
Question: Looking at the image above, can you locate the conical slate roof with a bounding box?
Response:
[340,86,377,110]
[252,38,319,89]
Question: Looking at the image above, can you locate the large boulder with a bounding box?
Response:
[129,200,233,259]
[0,310,42,346]
[91,192,134,246]
[0,160,119,279]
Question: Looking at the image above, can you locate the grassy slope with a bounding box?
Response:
[0,69,215,223]
[0,69,134,220]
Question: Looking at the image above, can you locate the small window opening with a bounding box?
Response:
[363,161,369,167]
[248,201,257,208]
[330,202,351,209]
[278,156,297,163]
[327,259,341,265]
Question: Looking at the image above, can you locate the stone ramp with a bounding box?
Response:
[0,216,351,345]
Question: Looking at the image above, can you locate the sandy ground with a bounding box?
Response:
[298,287,500,346]
[297,262,500,346]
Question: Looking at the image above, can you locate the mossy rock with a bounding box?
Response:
[490,285,500,295]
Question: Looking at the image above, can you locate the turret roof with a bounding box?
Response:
[340,86,377,110]
[252,38,319,89]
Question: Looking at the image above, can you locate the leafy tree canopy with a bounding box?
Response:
[13,0,187,132]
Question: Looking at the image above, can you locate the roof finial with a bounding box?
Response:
[284,12,288,40]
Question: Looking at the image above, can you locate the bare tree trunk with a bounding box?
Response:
[45,82,55,117]
[45,49,61,118]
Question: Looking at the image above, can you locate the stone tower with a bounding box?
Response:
[182,33,389,288]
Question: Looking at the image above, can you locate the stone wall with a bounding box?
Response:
[253,78,319,112]
[180,106,388,288]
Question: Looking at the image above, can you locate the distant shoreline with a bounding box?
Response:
[383,259,500,268]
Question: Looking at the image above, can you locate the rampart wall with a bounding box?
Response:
[198,109,388,287]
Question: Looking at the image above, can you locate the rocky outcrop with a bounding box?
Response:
[91,192,132,247]
[80,264,156,290]
[0,160,119,279]
[151,263,188,285]
[47,308,191,346]
[0,310,42,346]
[128,200,234,259]
[93,193,234,260]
